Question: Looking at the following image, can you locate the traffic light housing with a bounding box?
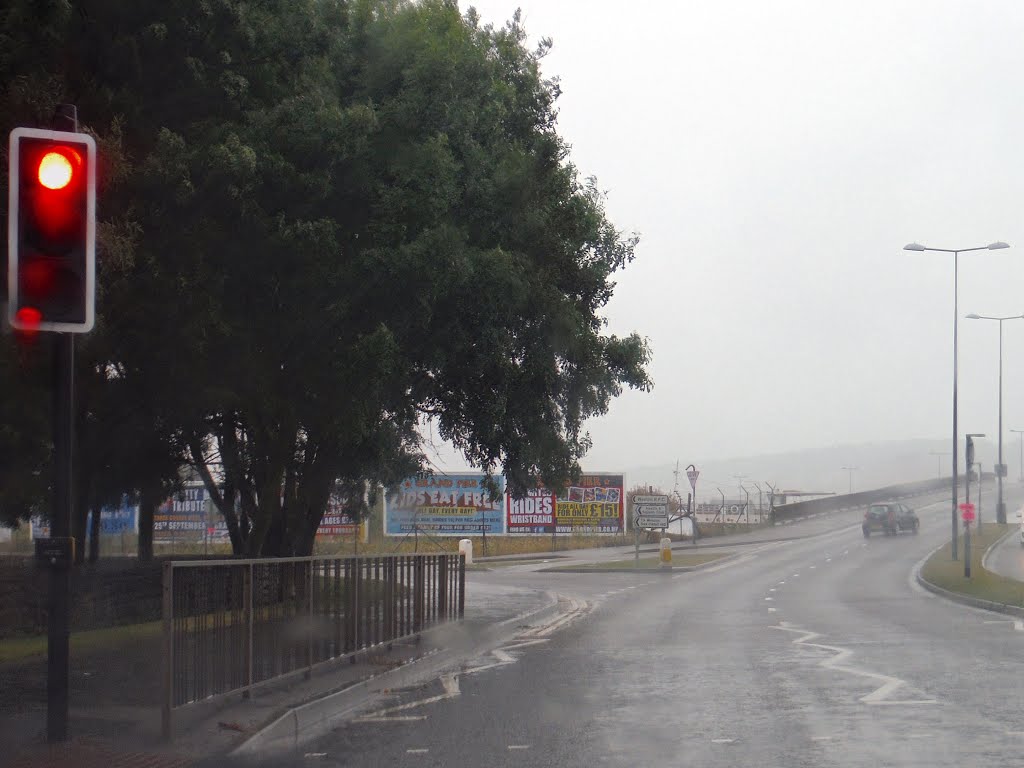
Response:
[7,127,96,333]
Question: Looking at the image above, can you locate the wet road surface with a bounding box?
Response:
[250,490,1024,768]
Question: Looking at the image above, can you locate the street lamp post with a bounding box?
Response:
[1012,429,1024,482]
[840,466,858,494]
[965,312,1024,524]
[905,241,1010,559]
[929,451,950,478]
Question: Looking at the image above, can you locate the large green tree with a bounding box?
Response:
[2,0,651,557]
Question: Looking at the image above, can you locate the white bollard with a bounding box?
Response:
[660,537,672,568]
[459,538,473,565]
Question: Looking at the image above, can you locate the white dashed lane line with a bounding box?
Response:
[407,748,429,754]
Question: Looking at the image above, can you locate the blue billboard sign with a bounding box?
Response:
[385,473,505,536]
[88,497,138,534]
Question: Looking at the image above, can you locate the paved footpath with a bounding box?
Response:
[0,580,556,768]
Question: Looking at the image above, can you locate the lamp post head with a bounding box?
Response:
[988,242,1010,250]
[966,313,982,319]
[904,243,927,251]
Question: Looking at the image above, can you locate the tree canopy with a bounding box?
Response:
[0,0,652,556]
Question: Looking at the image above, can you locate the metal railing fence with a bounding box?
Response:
[161,553,464,738]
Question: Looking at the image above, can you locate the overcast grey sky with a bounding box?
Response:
[432,0,1024,473]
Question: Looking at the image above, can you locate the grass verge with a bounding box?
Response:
[0,619,162,665]
[919,523,1024,608]
[548,552,729,571]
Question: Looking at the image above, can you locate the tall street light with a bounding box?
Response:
[1012,429,1024,482]
[929,451,951,477]
[965,312,1024,523]
[841,466,858,494]
[904,241,1010,560]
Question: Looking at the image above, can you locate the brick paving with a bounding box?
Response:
[6,738,191,768]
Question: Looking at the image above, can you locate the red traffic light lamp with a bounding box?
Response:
[7,126,96,333]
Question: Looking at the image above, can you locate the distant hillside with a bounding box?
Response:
[621,438,1006,502]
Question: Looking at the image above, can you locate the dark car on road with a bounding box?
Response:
[862,503,919,537]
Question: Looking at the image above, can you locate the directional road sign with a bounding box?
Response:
[632,493,669,528]
[633,494,669,506]
[635,503,669,516]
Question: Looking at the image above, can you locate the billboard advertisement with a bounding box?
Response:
[154,482,220,543]
[552,473,624,533]
[33,497,139,539]
[316,493,369,542]
[505,473,625,534]
[506,488,557,533]
[87,497,138,534]
[385,473,505,536]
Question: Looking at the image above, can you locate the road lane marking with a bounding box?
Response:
[773,623,936,705]
[984,620,1024,630]
[407,748,429,754]
[767,607,777,612]
[507,745,530,750]
[825,558,832,562]
[355,675,460,722]
[778,580,786,584]
[711,738,735,744]
[765,597,774,601]
[696,553,757,573]
[793,573,800,577]
[810,736,834,742]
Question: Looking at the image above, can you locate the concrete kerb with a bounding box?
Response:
[538,552,744,575]
[981,526,1020,571]
[230,590,565,758]
[914,536,1024,619]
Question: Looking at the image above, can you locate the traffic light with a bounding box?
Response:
[7,127,96,333]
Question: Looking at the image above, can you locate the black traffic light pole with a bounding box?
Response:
[48,331,73,742]
[46,103,77,743]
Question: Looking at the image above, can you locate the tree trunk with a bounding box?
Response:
[138,486,156,561]
[88,504,101,562]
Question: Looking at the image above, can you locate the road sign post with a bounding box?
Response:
[960,503,976,578]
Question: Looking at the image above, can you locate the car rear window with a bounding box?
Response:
[868,505,890,515]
